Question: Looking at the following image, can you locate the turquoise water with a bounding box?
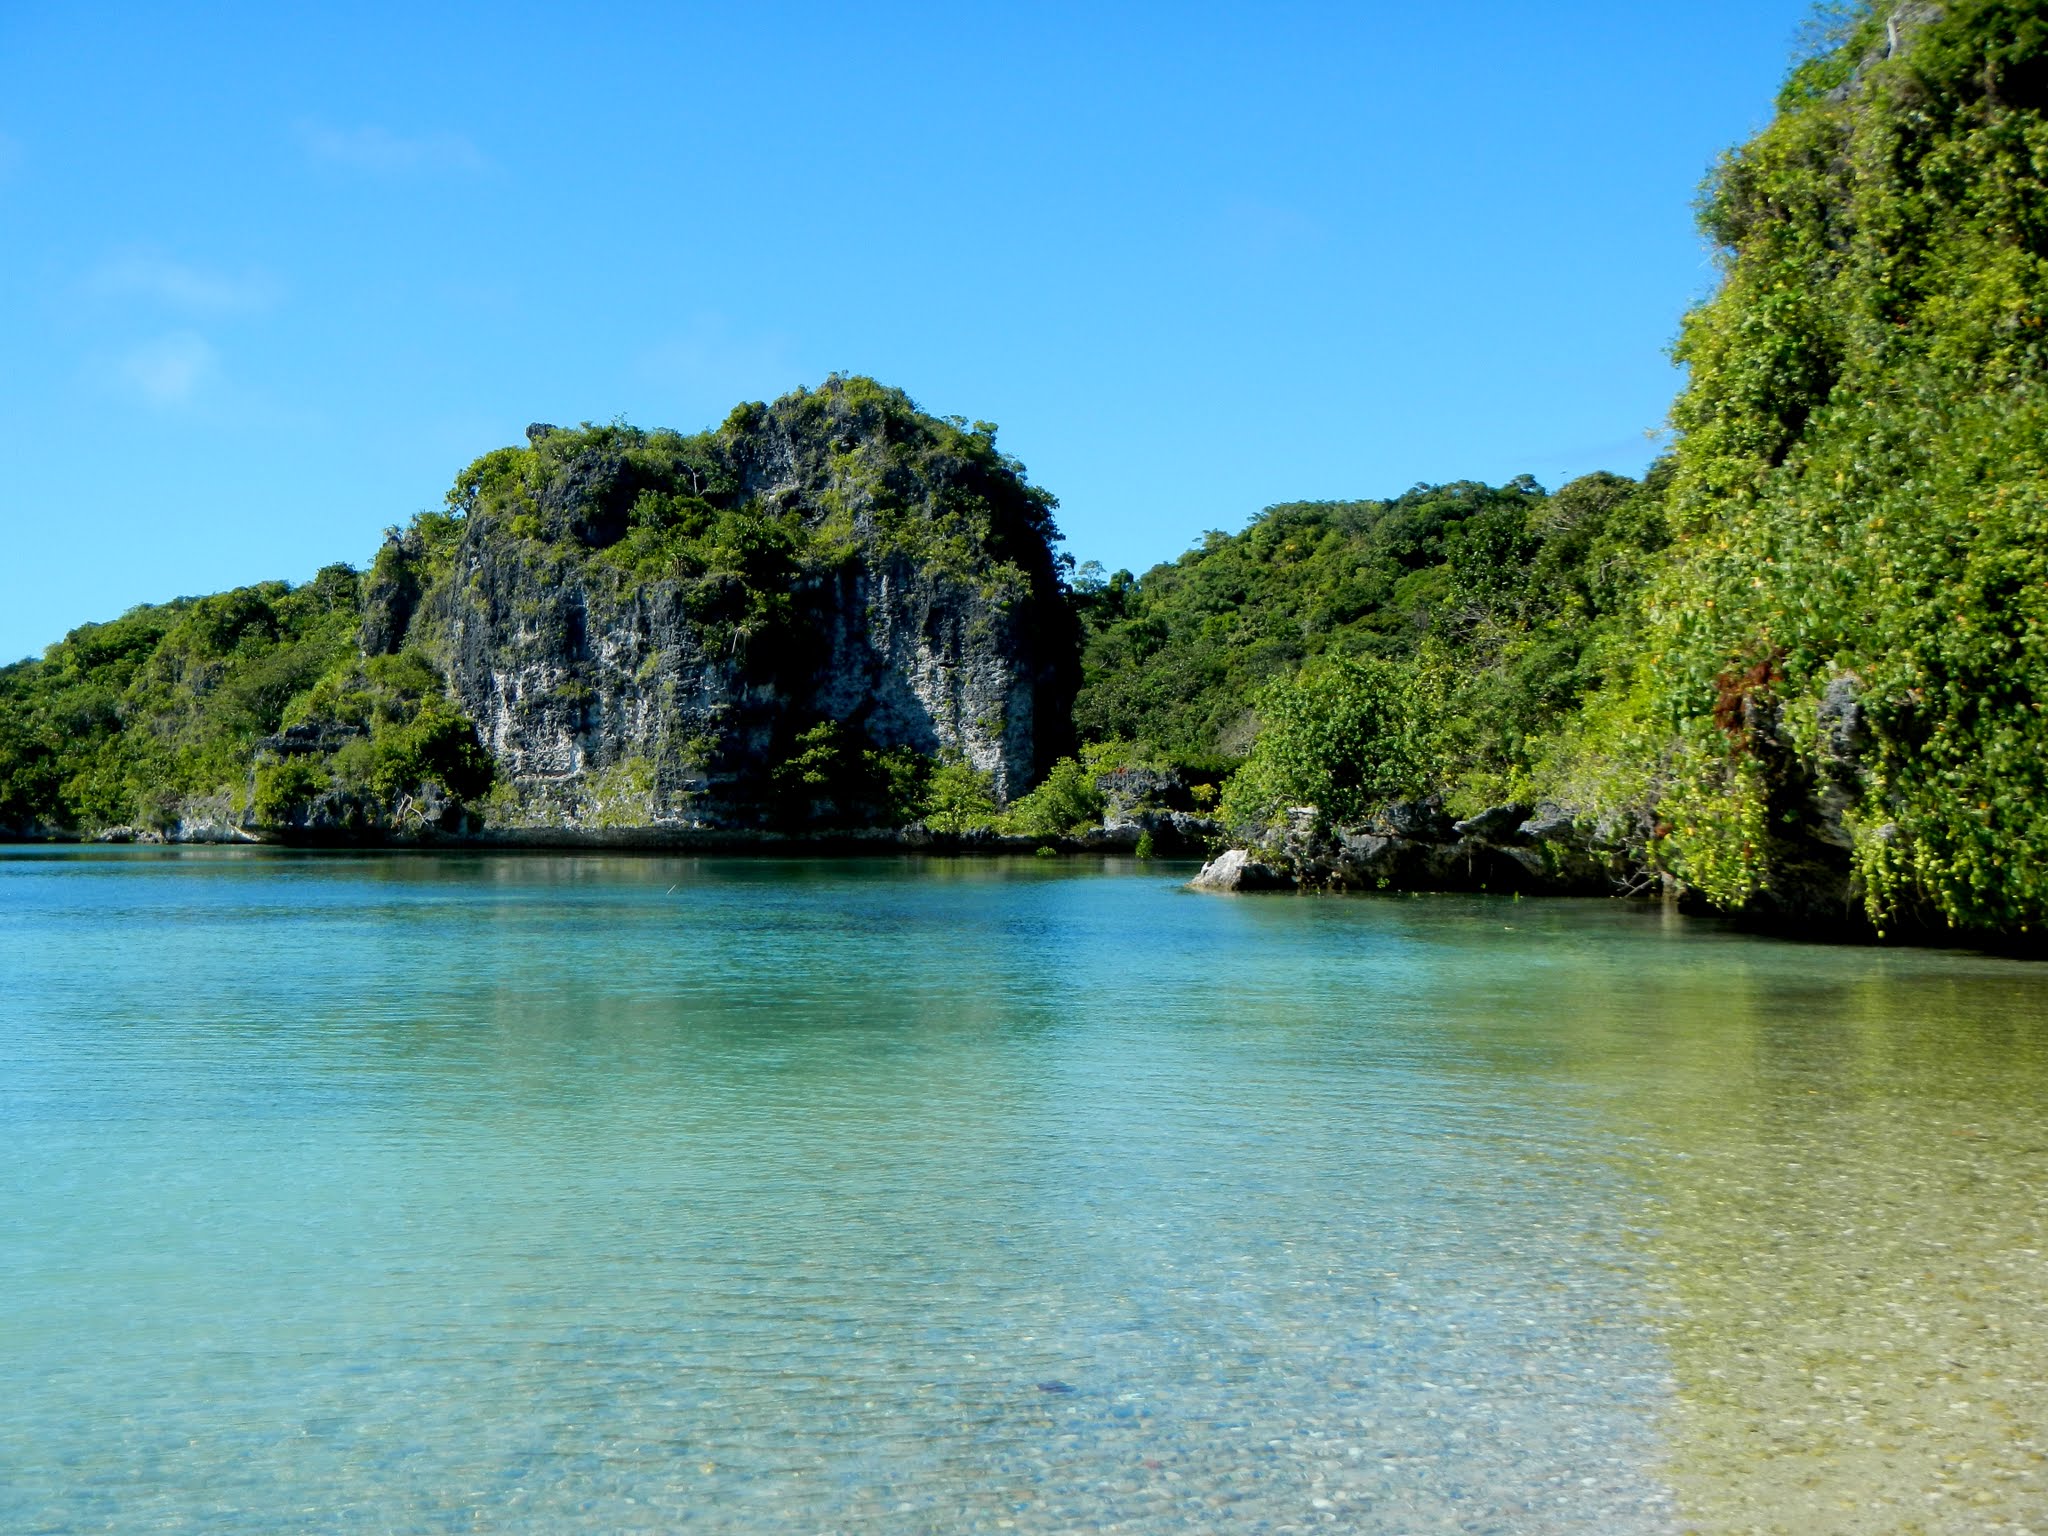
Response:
[4,850,2046,1534]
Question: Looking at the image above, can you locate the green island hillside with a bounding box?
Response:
[0,378,1080,844]
[1159,0,2048,946]
[4,2,2047,945]
[1071,471,1670,800]
[1627,0,2048,938]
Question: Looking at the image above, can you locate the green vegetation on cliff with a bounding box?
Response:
[1132,0,2048,941]
[1587,0,2048,935]
[441,377,1061,655]
[0,377,1075,839]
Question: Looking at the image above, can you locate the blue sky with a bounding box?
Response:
[0,1,1815,662]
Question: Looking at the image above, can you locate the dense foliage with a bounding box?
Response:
[448,375,1063,648]
[0,570,368,834]
[1608,0,2048,934]
[1218,656,1442,829]
[1106,1,2048,940]
[1075,471,1671,809]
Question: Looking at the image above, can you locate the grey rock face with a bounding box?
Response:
[434,540,734,822]
[1812,671,1868,850]
[1092,810,1220,853]
[1097,765,1199,818]
[168,815,260,844]
[434,541,1060,821]
[89,825,154,844]
[804,558,1056,801]
[1518,806,1579,843]
[361,381,1078,833]
[360,530,423,657]
[162,792,263,843]
[1189,848,1291,892]
[1453,803,1533,843]
[1371,798,1456,842]
[1196,792,1630,898]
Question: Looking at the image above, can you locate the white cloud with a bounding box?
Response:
[113,333,218,407]
[87,251,279,311]
[296,120,490,174]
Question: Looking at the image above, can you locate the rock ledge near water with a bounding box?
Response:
[1187,848,1291,892]
[1190,800,1637,897]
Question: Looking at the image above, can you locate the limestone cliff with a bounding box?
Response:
[334,376,1078,835]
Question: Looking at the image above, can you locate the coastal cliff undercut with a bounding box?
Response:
[0,378,1080,842]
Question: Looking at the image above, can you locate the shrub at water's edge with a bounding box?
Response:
[1216,658,1439,830]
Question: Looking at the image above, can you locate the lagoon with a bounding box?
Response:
[3,850,2045,1533]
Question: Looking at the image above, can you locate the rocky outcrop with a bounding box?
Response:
[1189,848,1292,892]
[430,546,1061,827]
[342,378,1079,834]
[1450,803,1530,842]
[1088,809,1220,854]
[88,793,261,845]
[359,533,421,657]
[1091,764,1219,853]
[1190,800,1637,897]
[1097,765,1196,817]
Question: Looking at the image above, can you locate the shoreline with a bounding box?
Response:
[9,833,2041,959]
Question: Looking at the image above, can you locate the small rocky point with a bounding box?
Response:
[1191,800,1636,897]
[1187,848,1291,892]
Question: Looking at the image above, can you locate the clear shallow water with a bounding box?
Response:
[2,851,2045,1535]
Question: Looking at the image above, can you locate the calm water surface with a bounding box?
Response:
[3,850,2045,1534]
